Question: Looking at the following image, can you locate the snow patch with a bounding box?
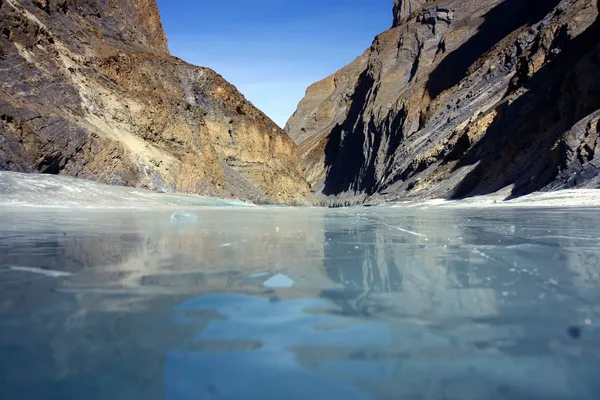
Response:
[264,273,295,288]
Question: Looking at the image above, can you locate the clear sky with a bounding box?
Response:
[155,0,392,127]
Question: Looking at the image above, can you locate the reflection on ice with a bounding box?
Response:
[170,210,199,226]
[176,294,392,348]
[167,292,598,400]
[168,294,388,400]
[0,205,600,399]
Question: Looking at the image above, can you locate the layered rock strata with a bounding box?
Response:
[287,0,600,202]
[0,0,310,204]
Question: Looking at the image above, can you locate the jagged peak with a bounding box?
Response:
[392,0,428,27]
[25,0,169,54]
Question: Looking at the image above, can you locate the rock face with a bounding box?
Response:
[287,0,600,202]
[392,0,427,27]
[0,0,310,204]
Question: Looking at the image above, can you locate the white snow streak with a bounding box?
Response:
[7,266,72,278]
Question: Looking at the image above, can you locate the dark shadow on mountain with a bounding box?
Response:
[426,0,562,99]
[450,6,600,199]
[323,70,375,195]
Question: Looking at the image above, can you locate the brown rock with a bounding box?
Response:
[0,0,310,204]
[392,0,427,27]
[287,0,600,202]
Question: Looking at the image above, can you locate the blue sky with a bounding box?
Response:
[156,0,391,127]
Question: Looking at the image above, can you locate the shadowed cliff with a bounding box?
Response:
[287,0,600,203]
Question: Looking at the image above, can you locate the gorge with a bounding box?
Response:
[287,0,600,203]
[1,0,599,205]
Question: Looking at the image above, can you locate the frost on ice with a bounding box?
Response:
[170,210,198,225]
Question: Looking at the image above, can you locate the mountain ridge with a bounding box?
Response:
[0,0,311,205]
[286,0,600,203]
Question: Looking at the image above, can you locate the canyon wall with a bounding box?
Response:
[287,0,600,202]
[0,0,310,204]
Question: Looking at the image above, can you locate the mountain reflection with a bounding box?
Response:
[0,207,599,400]
[318,211,499,320]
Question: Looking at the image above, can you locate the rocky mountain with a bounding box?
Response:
[286,0,600,202]
[0,0,310,205]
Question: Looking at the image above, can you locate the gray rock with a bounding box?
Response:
[286,0,600,203]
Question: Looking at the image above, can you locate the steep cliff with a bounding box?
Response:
[287,0,600,202]
[0,0,310,204]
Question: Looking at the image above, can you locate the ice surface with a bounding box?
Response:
[0,171,251,209]
[389,186,600,209]
[1,174,600,399]
[263,273,295,288]
[3,171,600,210]
[170,210,199,225]
[248,272,269,278]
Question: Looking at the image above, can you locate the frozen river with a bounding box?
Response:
[0,174,600,399]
